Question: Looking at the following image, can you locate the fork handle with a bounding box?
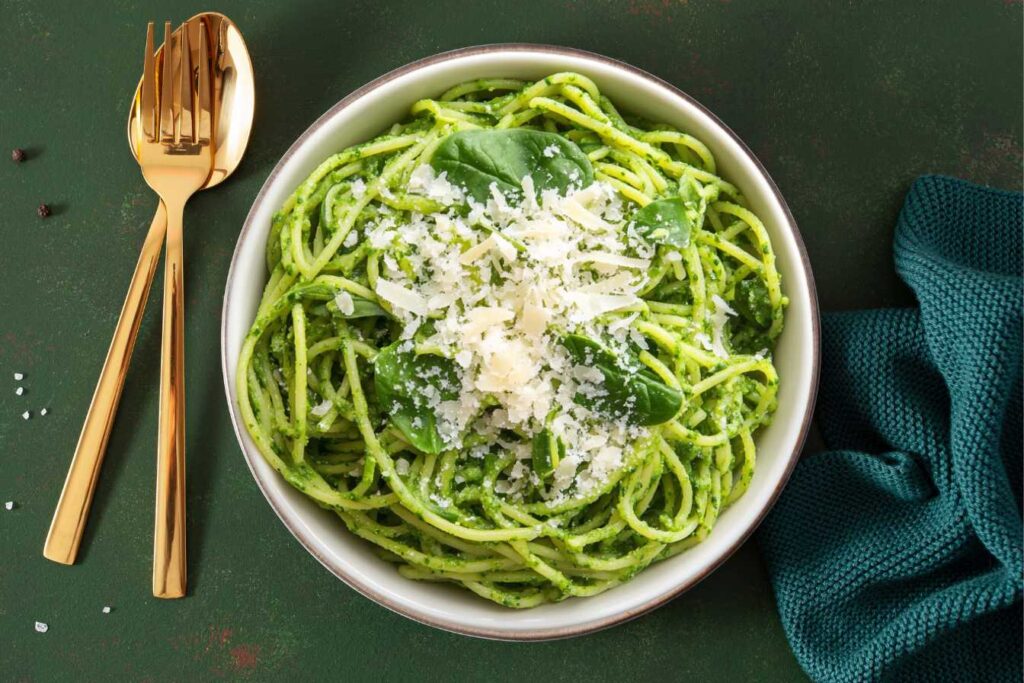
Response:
[153,198,187,599]
[43,202,167,565]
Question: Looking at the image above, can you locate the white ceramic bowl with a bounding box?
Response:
[221,45,819,640]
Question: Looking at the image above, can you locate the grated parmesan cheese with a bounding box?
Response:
[379,169,655,498]
[575,251,650,271]
[461,306,514,340]
[333,290,355,316]
[375,278,428,316]
[350,178,366,198]
[564,292,638,324]
[310,400,332,417]
[518,303,550,337]
[458,235,497,264]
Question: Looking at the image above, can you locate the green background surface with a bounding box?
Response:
[1,1,1020,680]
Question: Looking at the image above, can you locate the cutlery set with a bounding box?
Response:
[42,13,253,598]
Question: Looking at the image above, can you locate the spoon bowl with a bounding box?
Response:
[127,12,254,186]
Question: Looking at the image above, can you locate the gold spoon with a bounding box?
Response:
[43,12,254,568]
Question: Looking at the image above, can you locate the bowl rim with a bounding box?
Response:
[220,42,820,641]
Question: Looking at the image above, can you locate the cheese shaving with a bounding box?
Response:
[375,278,428,316]
[333,290,355,316]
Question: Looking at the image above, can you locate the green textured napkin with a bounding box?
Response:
[759,176,1023,682]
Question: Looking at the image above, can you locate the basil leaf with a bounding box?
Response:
[373,342,460,454]
[430,129,594,202]
[531,427,566,478]
[733,278,772,329]
[560,335,682,426]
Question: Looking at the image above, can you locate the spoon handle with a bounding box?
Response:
[153,196,187,599]
[43,202,167,565]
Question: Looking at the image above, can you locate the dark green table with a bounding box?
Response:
[1,1,1020,680]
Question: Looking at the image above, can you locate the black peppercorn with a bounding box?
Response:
[11,148,26,162]
[37,203,51,218]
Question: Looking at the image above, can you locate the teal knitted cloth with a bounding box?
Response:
[759,176,1023,682]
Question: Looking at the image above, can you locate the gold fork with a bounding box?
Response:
[135,21,214,598]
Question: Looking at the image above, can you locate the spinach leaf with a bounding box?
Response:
[430,129,594,202]
[732,278,772,329]
[632,198,691,247]
[288,280,389,320]
[373,341,460,454]
[286,282,384,311]
[560,335,683,426]
[631,176,709,247]
[330,294,389,320]
[531,427,566,478]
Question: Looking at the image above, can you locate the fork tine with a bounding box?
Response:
[159,21,175,142]
[140,22,156,142]
[196,21,212,144]
[177,24,194,144]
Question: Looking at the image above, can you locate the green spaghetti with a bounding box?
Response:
[237,72,786,607]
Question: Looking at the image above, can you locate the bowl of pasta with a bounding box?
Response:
[222,44,819,639]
